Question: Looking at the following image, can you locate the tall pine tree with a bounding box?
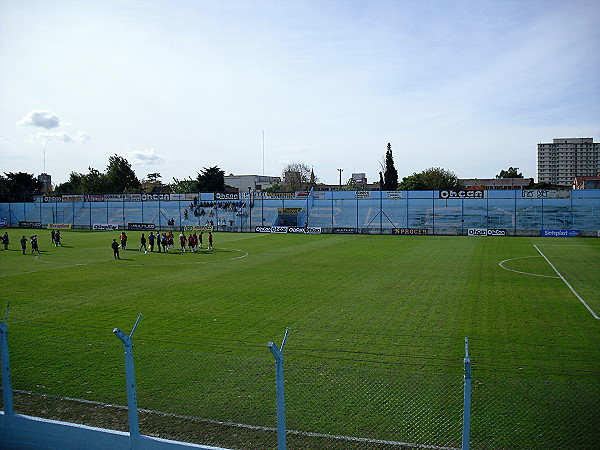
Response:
[382,143,398,190]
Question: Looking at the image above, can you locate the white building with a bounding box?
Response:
[537,138,599,186]
[224,174,281,193]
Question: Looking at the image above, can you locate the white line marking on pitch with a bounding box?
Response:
[498,256,560,278]
[533,244,599,320]
[15,389,459,450]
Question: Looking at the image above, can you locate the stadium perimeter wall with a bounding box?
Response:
[0,412,229,450]
[1,189,599,236]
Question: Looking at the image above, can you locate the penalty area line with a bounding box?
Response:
[533,244,599,320]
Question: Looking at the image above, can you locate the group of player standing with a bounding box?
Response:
[112,230,213,259]
[1,231,47,254]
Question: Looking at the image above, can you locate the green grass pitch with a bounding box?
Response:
[1,229,599,447]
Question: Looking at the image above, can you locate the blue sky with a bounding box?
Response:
[1,0,598,186]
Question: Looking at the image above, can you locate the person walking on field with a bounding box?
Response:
[120,232,128,250]
[51,229,56,244]
[111,239,120,259]
[208,231,213,250]
[30,235,39,253]
[20,235,27,254]
[140,233,147,252]
[2,231,8,250]
[54,230,62,246]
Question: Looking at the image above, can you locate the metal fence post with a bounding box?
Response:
[462,337,472,450]
[1,302,14,417]
[113,314,142,446]
[268,327,290,450]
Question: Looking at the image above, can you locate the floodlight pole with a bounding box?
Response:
[462,337,472,450]
[269,327,290,450]
[1,302,14,417]
[113,314,142,442]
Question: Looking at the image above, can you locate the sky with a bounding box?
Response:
[1,0,599,187]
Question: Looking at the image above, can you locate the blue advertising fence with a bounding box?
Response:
[1,189,599,236]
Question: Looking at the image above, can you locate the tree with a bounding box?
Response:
[398,168,463,190]
[170,176,199,193]
[0,172,43,194]
[0,172,42,196]
[142,173,164,192]
[105,155,141,193]
[380,143,398,191]
[281,163,316,191]
[197,166,225,192]
[398,173,426,191]
[496,167,523,179]
[418,167,463,190]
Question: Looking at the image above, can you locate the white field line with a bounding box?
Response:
[533,244,600,320]
[14,389,459,450]
[498,256,560,279]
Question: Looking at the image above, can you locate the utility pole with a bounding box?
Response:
[338,168,343,190]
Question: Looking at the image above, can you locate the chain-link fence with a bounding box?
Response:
[2,189,599,236]
[1,324,599,449]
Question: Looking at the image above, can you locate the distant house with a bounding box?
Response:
[224,174,281,192]
[572,173,600,189]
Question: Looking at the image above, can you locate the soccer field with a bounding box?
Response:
[1,229,599,448]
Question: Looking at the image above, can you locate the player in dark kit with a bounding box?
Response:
[111,239,120,259]
[148,232,156,252]
[140,233,147,252]
[30,235,39,253]
[20,235,27,254]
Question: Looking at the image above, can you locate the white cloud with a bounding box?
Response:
[17,109,62,129]
[123,148,164,166]
[24,130,92,146]
[75,131,92,143]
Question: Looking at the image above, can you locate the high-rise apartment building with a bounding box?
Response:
[537,138,599,186]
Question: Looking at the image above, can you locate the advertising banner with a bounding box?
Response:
[128,222,156,231]
[84,194,105,202]
[47,223,72,230]
[392,228,428,235]
[271,226,288,233]
[288,227,305,234]
[255,226,272,233]
[486,229,507,236]
[522,190,570,199]
[305,227,322,234]
[62,194,84,202]
[277,207,302,214]
[0,218,7,228]
[468,228,488,236]
[93,224,119,231]
[141,193,170,201]
[333,228,356,234]
[19,221,42,229]
[541,230,580,237]
[386,191,403,199]
[183,225,213,232]
[440,190,485,199]
[355,191,371,199]
[215,192,240,200]
[43,196,62,203]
